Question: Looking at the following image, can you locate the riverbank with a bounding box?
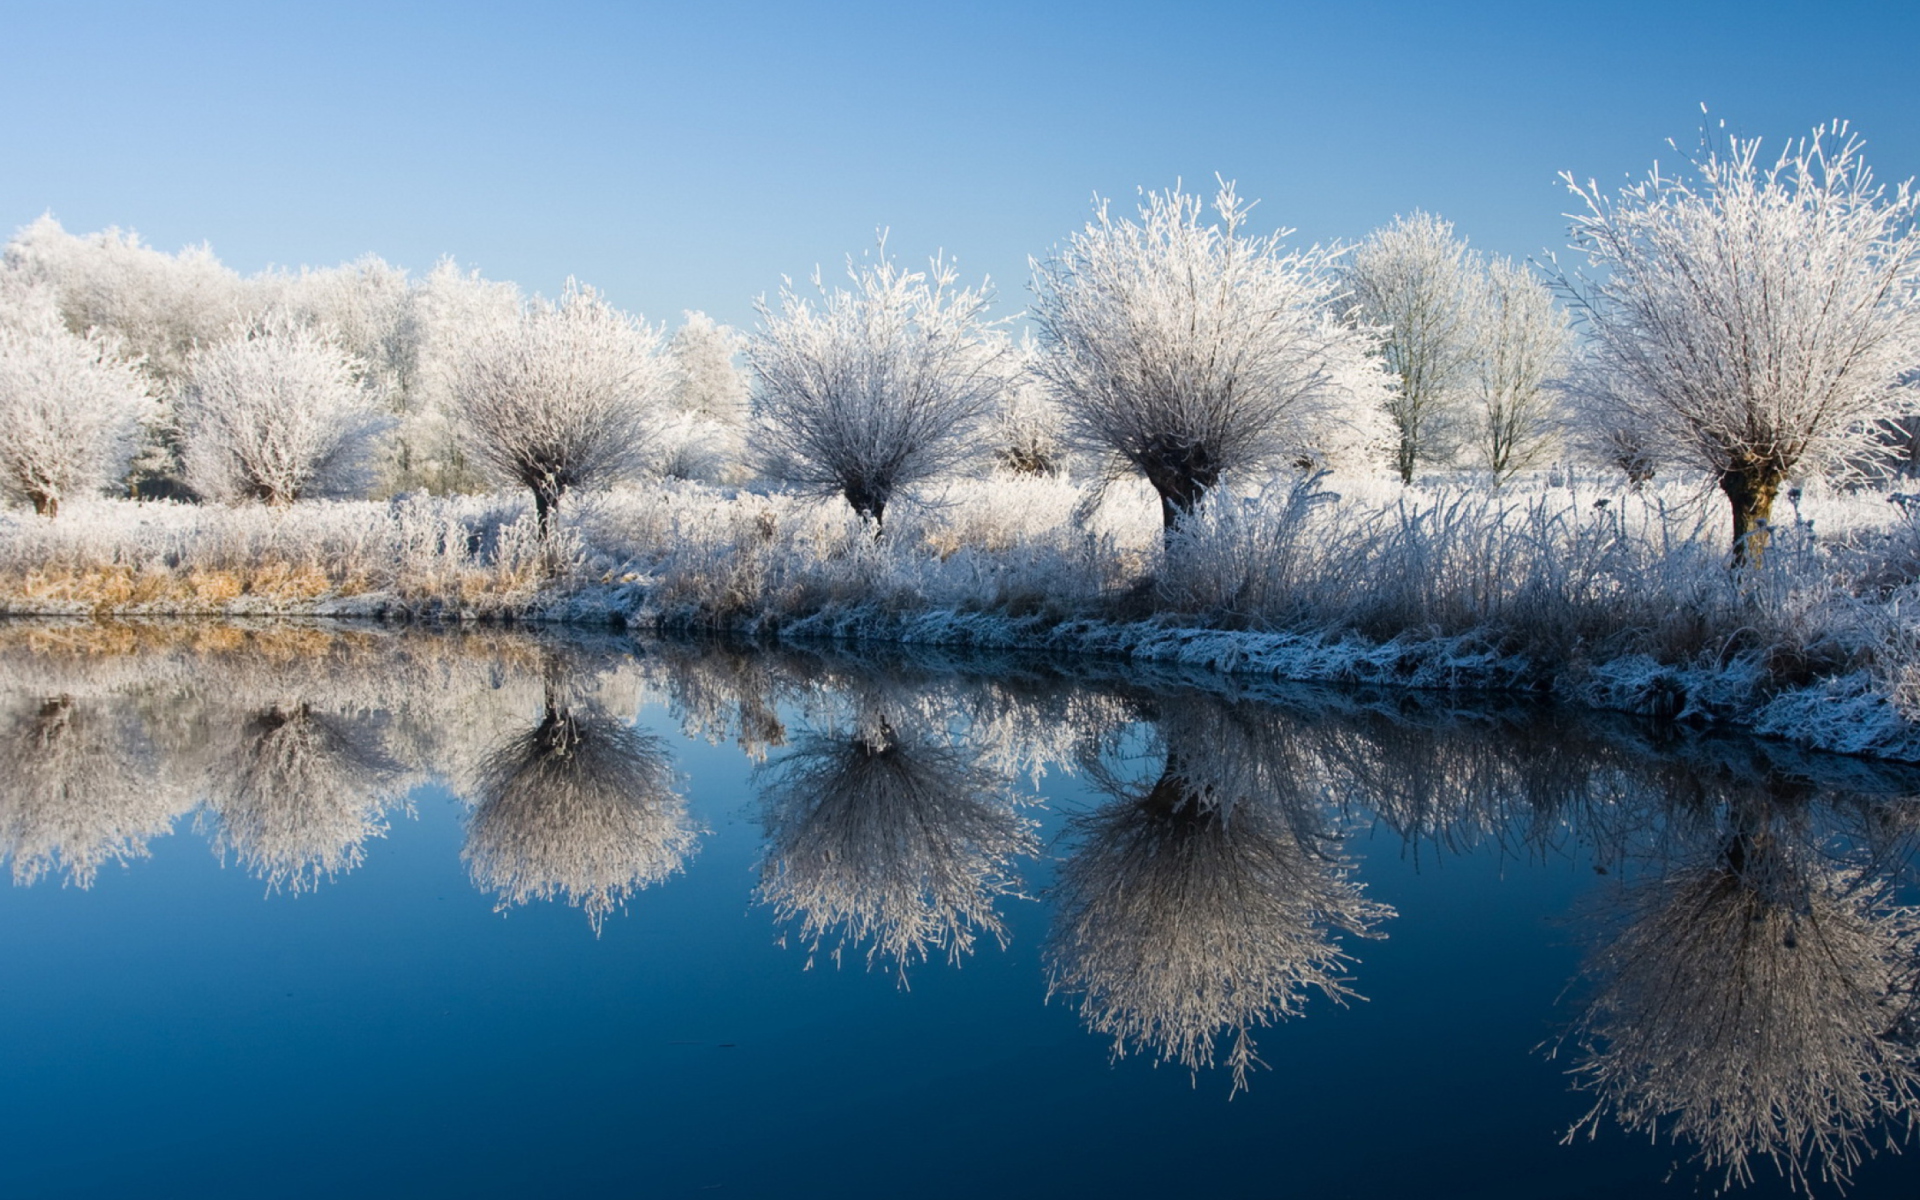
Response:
[5,471,1920,762]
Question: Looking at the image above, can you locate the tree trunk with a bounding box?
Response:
[842,481,888,532]
[1721,466,1780,567]
[1142,440,1221,533]
[1395,433,1417,485]
[29,491,57,518]
[532,484,561,540]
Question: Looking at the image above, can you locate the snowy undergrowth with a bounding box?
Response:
[5,470,1920,761]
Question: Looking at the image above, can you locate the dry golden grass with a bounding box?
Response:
[0,557,443,615]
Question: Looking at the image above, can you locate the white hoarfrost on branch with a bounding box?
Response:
[1558,121,1920,563]
[747,243,1009,527]
[0,298,153,516]
[448,283,667,534]
[178,316,390,505]
[1029,181,1390,530]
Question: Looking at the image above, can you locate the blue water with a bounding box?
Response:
[0,626,1915,1199]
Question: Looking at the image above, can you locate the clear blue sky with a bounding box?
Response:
[5,0,1915,330]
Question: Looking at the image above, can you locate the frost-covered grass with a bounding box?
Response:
[6,469,1920,760]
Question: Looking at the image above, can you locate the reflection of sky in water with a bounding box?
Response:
[0,623,1916,1199]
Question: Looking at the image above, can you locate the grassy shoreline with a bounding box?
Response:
[5,470,1920,762]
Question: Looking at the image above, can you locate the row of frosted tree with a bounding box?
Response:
[4,121,1919,563]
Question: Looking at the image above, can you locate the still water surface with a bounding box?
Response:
[1,621,1917,1198]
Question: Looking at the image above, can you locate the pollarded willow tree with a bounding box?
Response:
[1030,181,1389,532]
[748,245,1008,527]
[1471,257,1572,485]
[1343,210,1482,484]
[0,297,153,516]
[450,284,667,535]
[178,316,390,505]
[1559,122,1920,563]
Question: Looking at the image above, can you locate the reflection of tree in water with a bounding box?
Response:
[1047,699,1392,1093]
[464,676,697,932]
[1565,783,1920,1195]
[201,702,404,891]
[0,694,183,886]
[755,707,1036,977]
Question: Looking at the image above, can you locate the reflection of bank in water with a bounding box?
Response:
[754,700,1037,978]
[1563,780,1920,1195]
[463,662,698,932]
[1046,699,1392,1094]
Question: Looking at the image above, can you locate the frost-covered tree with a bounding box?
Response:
[755,708,1035,977]
[1343,211,1480,483]
[0,299,153,515]
[991,335,1067,475]
[657,311,749,483]
[748,244,1007,527]
[403,259,522,493]
[1030,181,1387,530]
[1559,122,1920,563]
[1470,257,1571,485]
[4,218,257,499]
[1561,353,1661,488]
[178,317,390,505]
[448,283,667,535]
[2,216,251,386]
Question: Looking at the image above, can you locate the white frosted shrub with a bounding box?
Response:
[179,317,390,505]
[399,259,524,493]
[658,311,748,483]
[448,283,668,533]
[1470,257,1570,484]
[748,245,1008,527]
[2,216,251,386]
[0,303,153,516]
[1559,122,1920,562]
[1030,181,1390,530]
[1343,210,1481,482]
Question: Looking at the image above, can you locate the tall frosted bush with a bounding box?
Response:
[0,298,152,516]
[1559,122,1920,563]
[178,317,390,505]
[1344,211,1480,483]
[448,283,667,535]
[748,245,1007,527]
[1029,181,1388,531]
